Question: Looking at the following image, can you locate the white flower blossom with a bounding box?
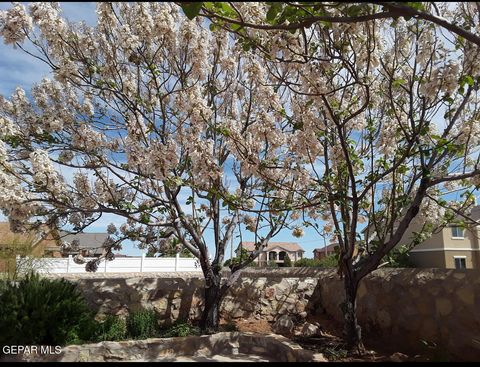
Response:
[292,227,304,238]
[0,3,32,45]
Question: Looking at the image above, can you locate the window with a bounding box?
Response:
[298,251,303,259]
[269,252,277,261]
[454,257,466,269]
[451,226,464,238]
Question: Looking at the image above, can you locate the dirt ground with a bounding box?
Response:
[222,314,444,362]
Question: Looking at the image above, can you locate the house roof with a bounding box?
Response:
[470,205,480,221]
[59,231,109,255]
[313,243,339,253]
[237,241,305,253]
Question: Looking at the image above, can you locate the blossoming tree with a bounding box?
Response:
[193,2,480,352]
[0,2,300,332]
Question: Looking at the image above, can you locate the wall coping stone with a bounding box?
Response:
[2,332,326,362]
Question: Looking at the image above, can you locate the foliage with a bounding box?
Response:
[160,320,201,338]
[318,254,339,269]
[294,258,322,267]
[146,236,193,258]
[267,260,278,268]
[383,245,414,268]
[95,315,127,342]
[0,272,97,347]
[180,2,203,20]
[126,308,159,339]
[187,2,480,48]
[223,259,231,267]
[283,253,292,267]
[294,255,337,268]
[93,314,200,341]
[322,345,349,361]
[224,248,257,267]
[0,235,42,281]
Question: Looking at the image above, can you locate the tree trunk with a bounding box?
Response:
[341,275,365,354]
[199,273,223,334]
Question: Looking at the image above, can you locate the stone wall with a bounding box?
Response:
[4,332,325,362]
[311,268,480,360]
[51,267,480,361]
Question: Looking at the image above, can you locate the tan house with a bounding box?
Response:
[0,222,62,273]
[235,241,305,267]
[0,222,62,257]
[373,205,480,269]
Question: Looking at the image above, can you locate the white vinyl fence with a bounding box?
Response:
[16,253,200,274]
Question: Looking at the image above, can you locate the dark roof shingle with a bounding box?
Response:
[60,231,109,255]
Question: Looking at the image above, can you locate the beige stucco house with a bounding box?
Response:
[394,205,480,269]
[0,222,62,274]
[236,242,305,267]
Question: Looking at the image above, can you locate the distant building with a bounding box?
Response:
[313,243,339,260]
[59,231,109,257]
[0,222,62,274]
[395,205,480,269]
[235,241,305,267]
[0,222,114,263]
[0,222,62,258]
[361,204,480,269]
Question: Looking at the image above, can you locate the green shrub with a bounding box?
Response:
[126,309,159,339]
[267,260,278,268]
[294,258,322,267]
[318,254,338,268]
[64,317,100,345]
[383,245,414,268]
[93,315,127,342]
[283,254,292,267]
[0,272,97,347]
[224,248,257,268]
[294,255,338,268]
[160,320,200,338]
